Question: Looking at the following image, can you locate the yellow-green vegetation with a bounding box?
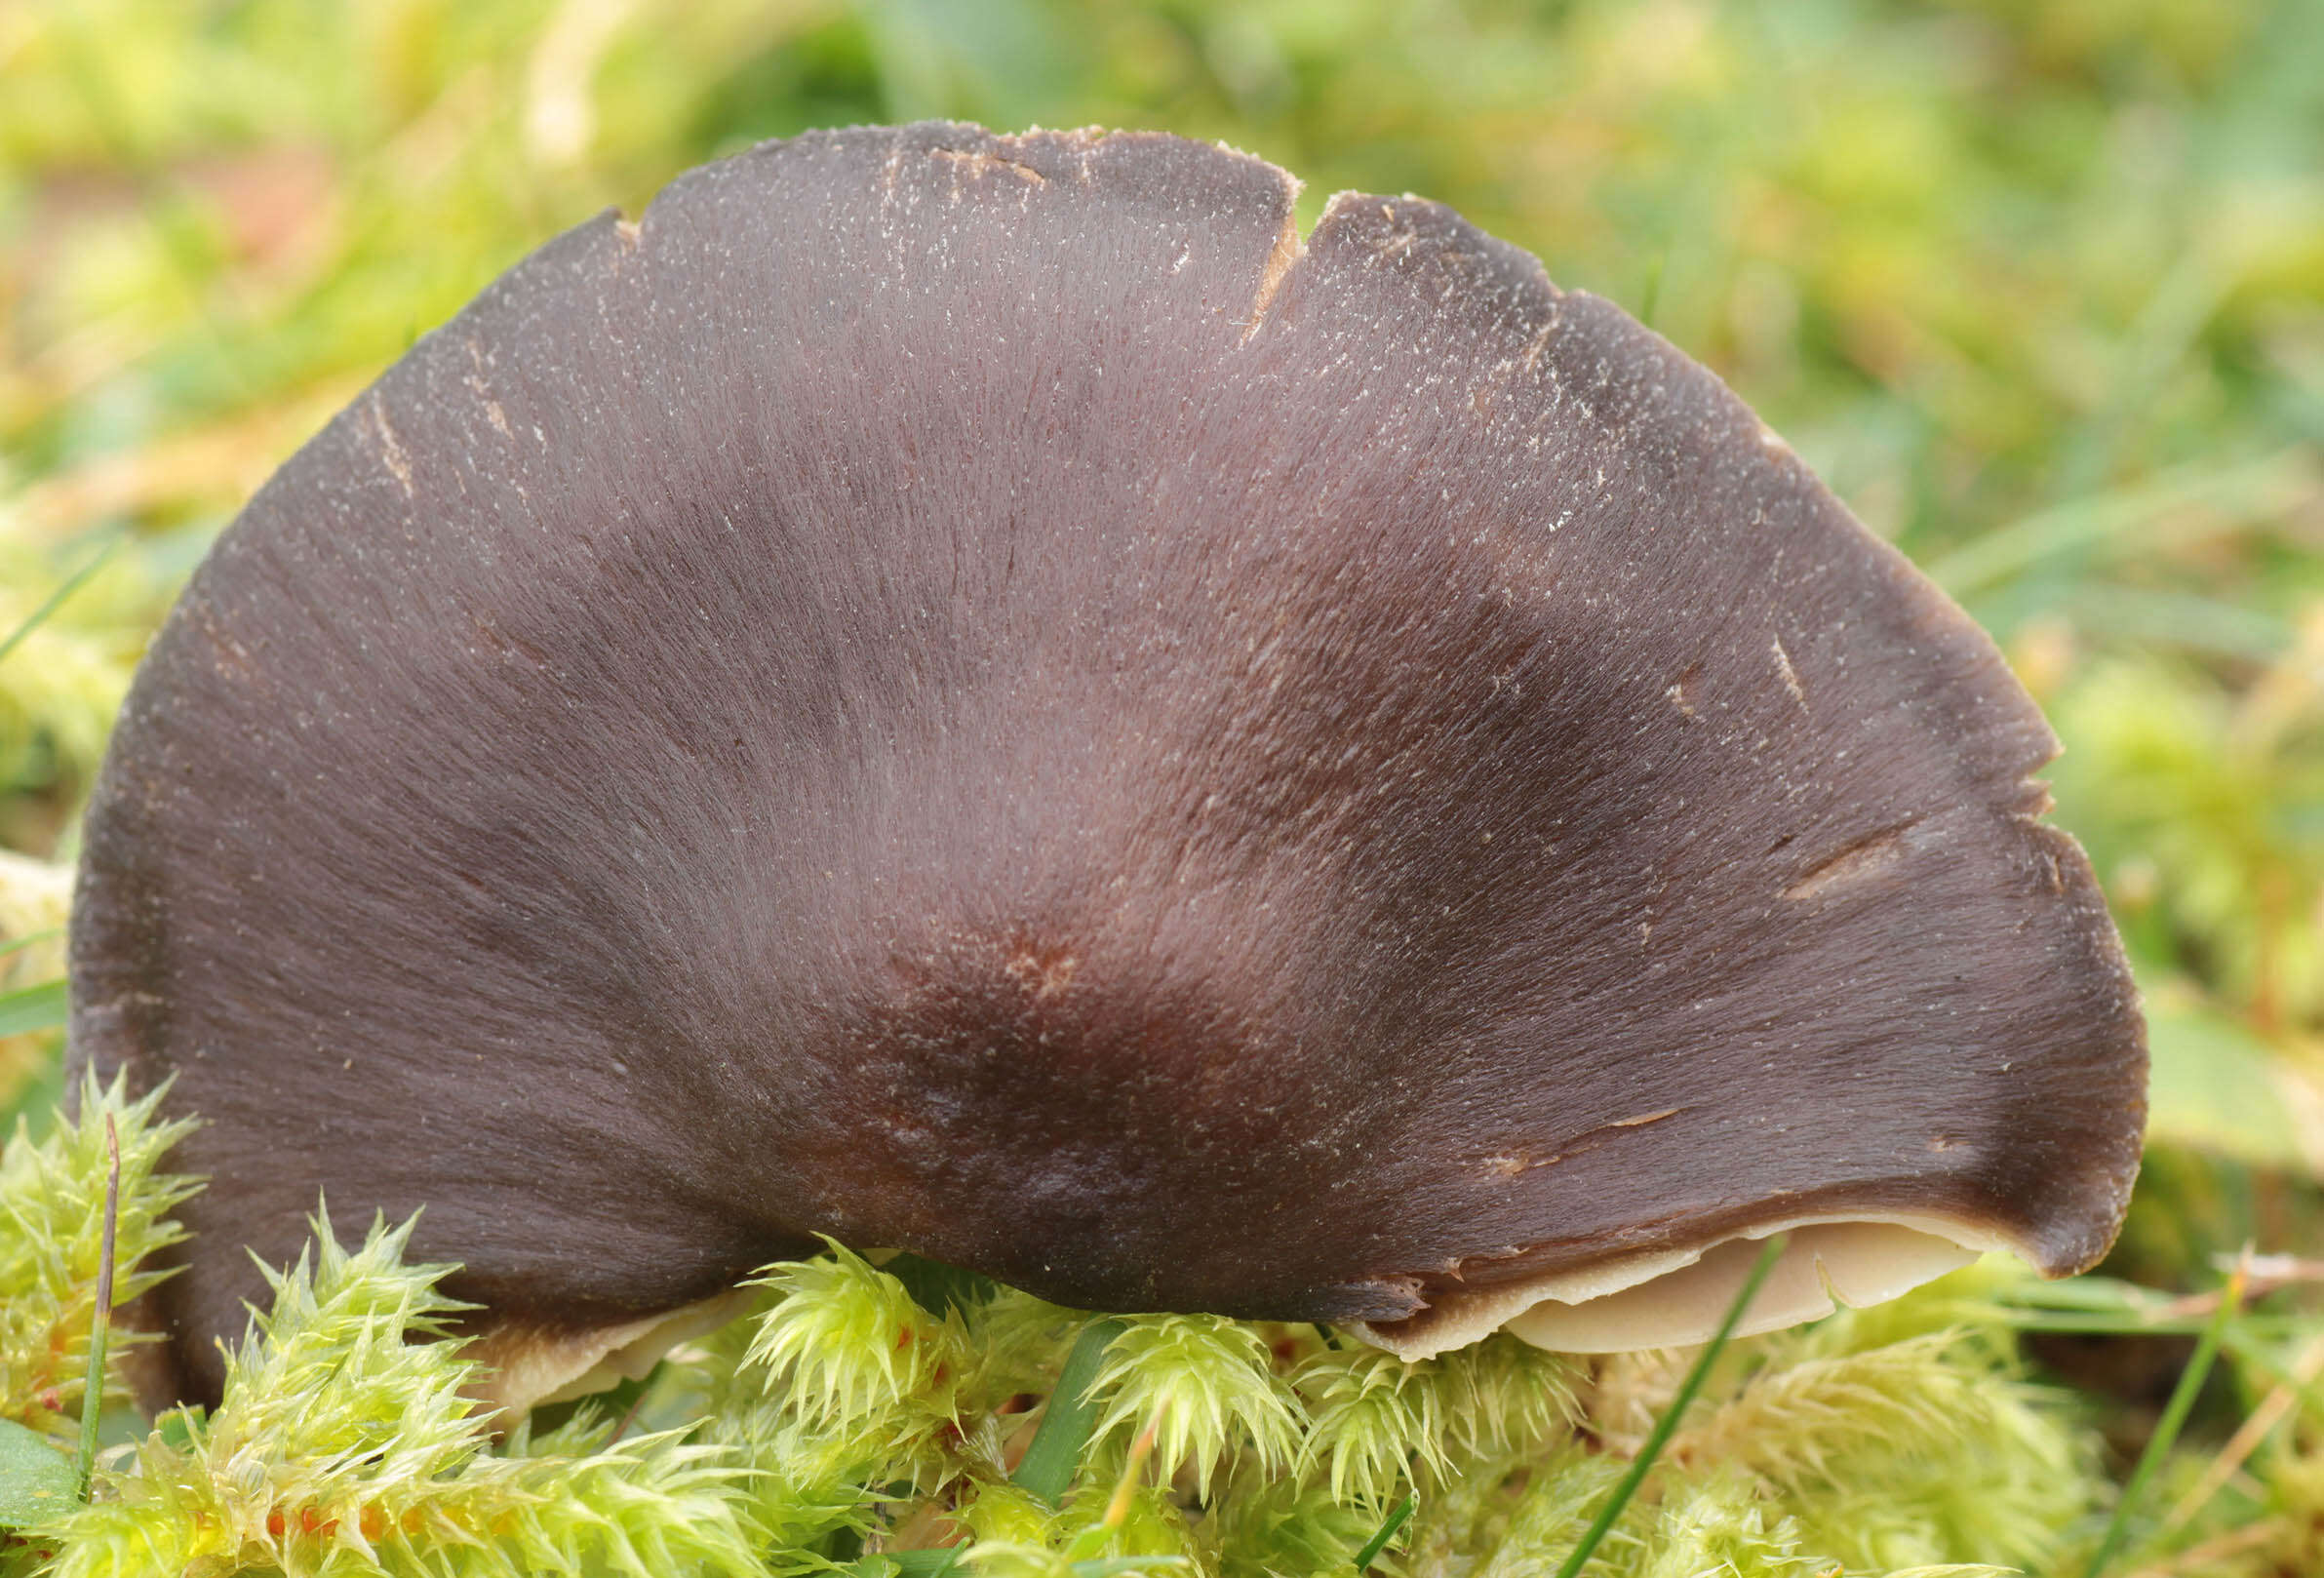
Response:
[2,0,2322,1573]
[0,1087,2101,1576]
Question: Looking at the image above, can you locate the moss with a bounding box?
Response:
[0,1085,2152,1576]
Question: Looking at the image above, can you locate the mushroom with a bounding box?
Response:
[68,122,2146,1413]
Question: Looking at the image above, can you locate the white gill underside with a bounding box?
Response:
[466,1287,758,1420]
[470,1214,2009,1417]
[1351,1213,2015,1361]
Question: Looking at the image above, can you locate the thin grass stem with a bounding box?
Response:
[2163,1330,2324,1534]
[1354,1492,1415,1572]
[0,533,122,668]
[0,929,60,960]
[75,1115,121,1501]
[2080,1256,2249,1578]
[1552,1234,1789,1578]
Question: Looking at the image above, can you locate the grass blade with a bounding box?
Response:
[1553,1234,1790,1578]
[0,533,122,668]
[1355,1492,1415,1571]
[1926,452,2303,598]
[1012,1317,1125,1508]
[849,1549,965,1578]
[76,1114,121,1500]
[0,1421,78,1530]
[0,979,67,1038]
[2079,1257,2248,1578]
[0,928,60,960]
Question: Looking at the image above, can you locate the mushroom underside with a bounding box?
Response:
[466,1212,2005,1416]
[1356,1212,2010,1361]
[465,1288,759,1419]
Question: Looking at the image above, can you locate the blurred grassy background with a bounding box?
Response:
[0,0,2321,1557]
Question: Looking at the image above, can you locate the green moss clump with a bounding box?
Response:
[0,1082,2137,1578]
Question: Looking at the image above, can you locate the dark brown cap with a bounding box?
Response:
[68,123,2145,1408]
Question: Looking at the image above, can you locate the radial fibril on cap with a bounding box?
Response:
[67,122,2146,1414]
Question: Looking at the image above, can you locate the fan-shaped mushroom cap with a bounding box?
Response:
[69,123,2145,1410]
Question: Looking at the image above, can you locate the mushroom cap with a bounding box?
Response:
[69,123,2145,1406]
